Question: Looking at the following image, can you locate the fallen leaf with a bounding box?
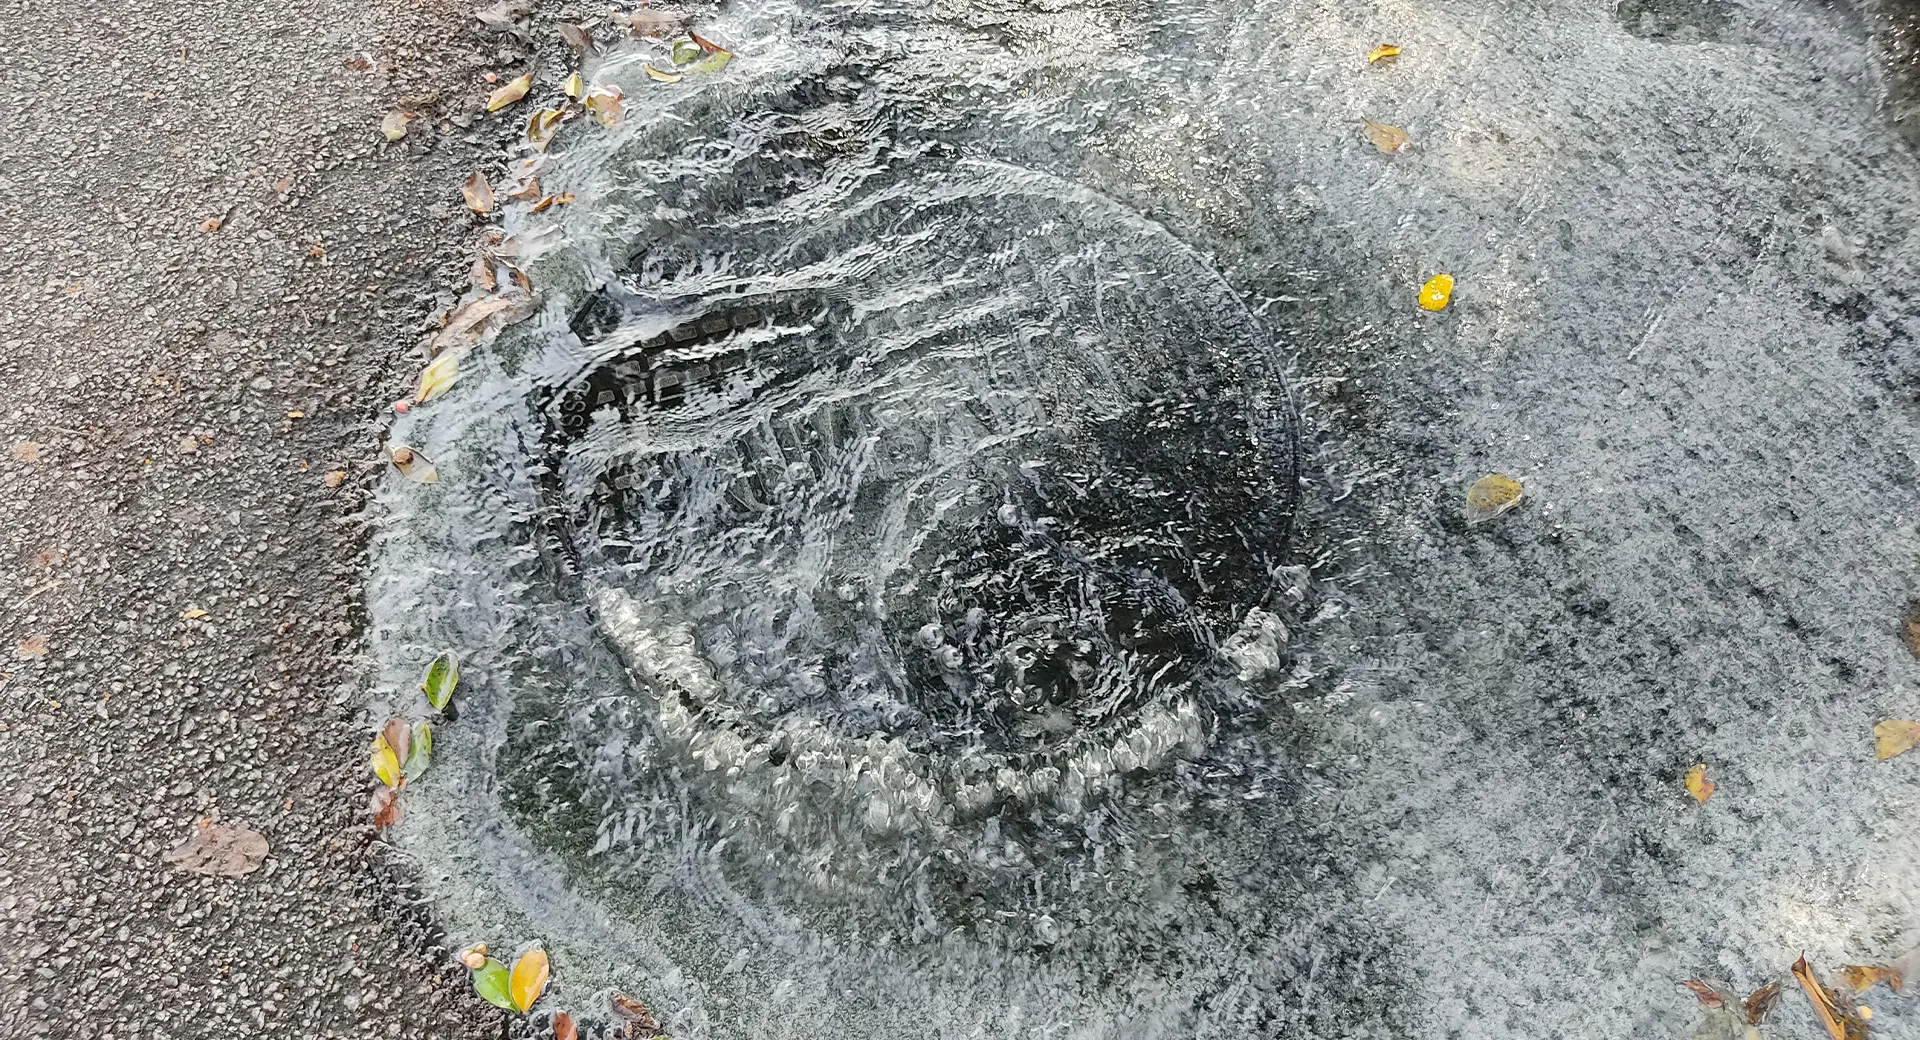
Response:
[1464,473,1524,525]
[644,65,683,83]
[690,30,725,53]
[530,195,557,214]
[381,110,412,141]
[162,820,269,877]
[415,349,462,403]
[401,721,433,780]
[368,786,401,829]
[505,177,542,202]
[557,22,592,50]
[472,957,515,1011]
[671,37,702,64]
[389,445,438,484]
[564,71,584,98]
[1877,720,1920,760]
[422,650,459,711]
[462,171,495,215]
[526,108,565,151]
[585,86,626,128]
[689,49,733,74]
[474,0,530,37]
[486,73,533,112]
[1793,956,1868,1040]
[286,410,306,419]
[12,440,40,462]
[1683,979,1727,1009]
[342,54,373,71]
[1363,119,1410,154]
[554,1011,578,1040]
[380,717,412,764]
[15,634,48,659]
[370,732,402,788]
[324,470,347,488]
[1367,44,1401,63]
[1902,602,1920,657]
[1684,763,1715,804]
[429,292,535,353]
[1418,272,1455,312]
[611,994,659,1031]
[510,946,549,1012]
[181,607,209,620]
[469,253,499,290]
[1744,981,1781,1024]
[1839,965,1897,994]
[200,215,224,233]
[613,9,679,35]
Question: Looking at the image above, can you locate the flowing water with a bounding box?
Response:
[368,1,1920,1036]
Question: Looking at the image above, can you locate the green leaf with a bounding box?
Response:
[670,37,701,64]
[402,722,433,780]
[471,957,515,1010]
[422,651,459,711]
[689,49,732,74]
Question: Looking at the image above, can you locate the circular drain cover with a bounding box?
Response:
[537,165,1298,900]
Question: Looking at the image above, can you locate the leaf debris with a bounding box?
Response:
[1684,763,1715,805]
[1792,956,1868,1040]
[1464,473,1523,525]
[1363,119,1410,154]
[388,445,438,484]
[162,820,269,878]
[486,72,533,112]
[1367,44,1401,63]
[1876,719,1920,760]
[462,171,495,215]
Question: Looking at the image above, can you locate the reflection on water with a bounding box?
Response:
[369,1,1920,1037]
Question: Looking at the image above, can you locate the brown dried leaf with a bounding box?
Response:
[1465,473,1524,525]
[1363,119,1411,154]
[529,195,557,214]
[200,215,224,233]
[430,292,533,353]
[557,22,592,50]
[368,787,401,829]
[16,633,48,659]
[1792,956,1868,1040]
[1902,601,1920,657]
[1743,980,1781,1024]
[1684,763,1715,805]
[611,993,659,1031]
[12,440,40,462]
[380,717,412,764]
[474,0,529,37]
[690,30,726,53]
[485,72,533,112]
[162,820,269,877]
[469,253,498,291]
[612,9,680,35]
[1683,979,1727,1009]
[505,177,542,202]
[1838,964,1896,994]
[462,171,495,215]
[323,470,346,488]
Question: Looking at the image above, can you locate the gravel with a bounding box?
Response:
[0,0,575,1034]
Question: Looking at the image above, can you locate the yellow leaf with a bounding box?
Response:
[1418,273,1455,311]
[415,350,461,403]
[585,85,626,127]
[1838,965,1896,994]
[1875,719,1920,760]
[526,108,565,152]
[389,444,439,484]
[1683,763,1715,804]
[1367,44,1401,63]
[1464,473,1523,525]
[181,607,209,620]
[644,64,683,83]
[529,195,556,214]
[509,947,549,1012]
[370,733,401,788]
[381,110,412,141]
[486,72,533,112]
[563,71,583,98]
[1363,119,1410,154]
[462,171,494,215]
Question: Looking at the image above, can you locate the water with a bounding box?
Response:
[368,1,1920,1036]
